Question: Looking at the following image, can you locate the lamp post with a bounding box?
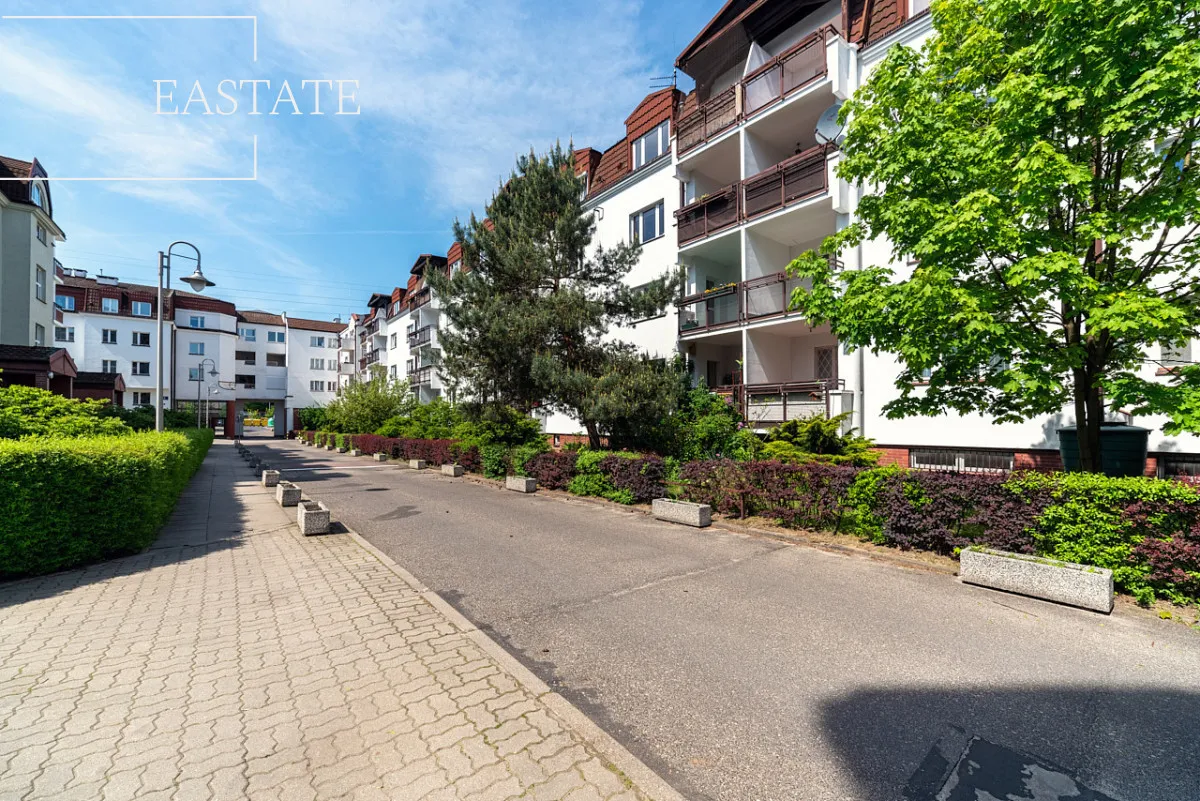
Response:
[193,358,219,428]
[156,242,215,432]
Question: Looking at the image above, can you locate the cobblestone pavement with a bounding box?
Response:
[0,441,668,801]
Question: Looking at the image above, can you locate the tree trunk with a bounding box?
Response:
[1072,369,1104,473]
[585,420,601,450]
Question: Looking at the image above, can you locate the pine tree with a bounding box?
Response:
[426,144,680,447]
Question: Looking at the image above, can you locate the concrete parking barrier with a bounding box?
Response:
[959,546,1114,613]
[297,500,331,535]
[349,449,362,457]
[652,499,712,528]
[408,459,427,470]
[275,482,302,508]
[442,464,464,477]
[505,476,537,493]
[373,453,388,462]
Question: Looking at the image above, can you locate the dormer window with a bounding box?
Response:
[29,180,48,213]
[632,121,669,170]
[576,172,589,199]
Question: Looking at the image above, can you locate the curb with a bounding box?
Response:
[339,520,686,801]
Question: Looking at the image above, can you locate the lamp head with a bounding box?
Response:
[180,266,215,293]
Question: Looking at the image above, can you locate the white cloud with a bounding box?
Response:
[256,0,655,210]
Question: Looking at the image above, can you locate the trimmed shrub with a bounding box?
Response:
[526,451,578,490]
[598,454,666,504]
[479,444,510,479]
[0,429,214,577]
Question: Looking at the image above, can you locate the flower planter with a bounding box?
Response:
[373,453,388,462]
[275,482,302,508]
[408,459,427,470]
[505,476,537,493]
[348,449,362,457]
[296,500,331,535]
[261,470,280,488]
[959,547,1114,613]
[652,498,712,528]
[442,464,464,477]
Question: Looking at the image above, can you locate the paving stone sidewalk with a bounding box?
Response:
[0,441,665,801]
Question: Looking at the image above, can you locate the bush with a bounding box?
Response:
[565,450,662,505]
[0,385,131,439]
[525,451,578,490]
[297,407,328,431]
[0,429,213,577]
[453,404,545,449]
[763,413,879,466]
[479,444,511,479]
[324,372,415,434]
[376,398,465,439]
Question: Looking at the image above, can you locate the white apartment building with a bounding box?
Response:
[55,269,342,436]
[0,155,64,350]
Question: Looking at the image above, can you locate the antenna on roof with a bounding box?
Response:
[649,68,677,90]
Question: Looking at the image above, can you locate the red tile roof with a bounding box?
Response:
[237,310,284,325]
[0,155,34,204]
[288,317,345,333]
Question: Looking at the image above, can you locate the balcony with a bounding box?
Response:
[678,258,840,336]
[408,366,433,387]
[409,287,432,311]
[737,379,850,426]
[677,26,839,157]
[742,26,838,118]
[742,143,833,220]
[359,349,381,370]
[677,86,740,155]
[676,184,741,246]
[408,325,433,347]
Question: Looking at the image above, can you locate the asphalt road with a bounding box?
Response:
[254,441,1200,801]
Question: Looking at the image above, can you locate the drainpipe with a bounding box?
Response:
[855,241,865,437]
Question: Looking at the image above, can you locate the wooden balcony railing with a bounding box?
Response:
[742,257,841,323]
[410,287,432,310]
[742,143,833,219]
[677,86,741,155]
[408,325,433,347]
[740,379,847,425]
[676,184,741,246]
[742,26,837,117]
[677,282,741,335]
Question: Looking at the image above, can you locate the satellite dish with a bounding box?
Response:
[814,101,845,146]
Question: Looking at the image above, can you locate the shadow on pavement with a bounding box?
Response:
[820,685,1200,801]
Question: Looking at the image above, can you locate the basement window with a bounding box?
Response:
[910,448,1014,474]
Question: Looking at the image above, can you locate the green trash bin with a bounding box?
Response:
[1057,422,1149,476]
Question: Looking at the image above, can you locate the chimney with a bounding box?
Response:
[95,273,119,286]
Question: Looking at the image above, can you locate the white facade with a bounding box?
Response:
[0,167,63,348]
[60,303,171,408]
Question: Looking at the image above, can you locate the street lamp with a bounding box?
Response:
[193,358,219,428]
[156,242,215,432]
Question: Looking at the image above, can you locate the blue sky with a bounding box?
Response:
[0,0,722,322]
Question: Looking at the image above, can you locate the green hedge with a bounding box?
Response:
[0,429,214,578]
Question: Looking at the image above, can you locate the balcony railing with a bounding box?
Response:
[408,366,433,387]
[678,283,741,334]
[677,257,841,335]
[742,26,837,117]
[677,86,741,155]
[410,287,432,310]
[742,143,833,219]
[677,26,839,157]
[359,350,381,370]
[408,325,433,347]
[676,184,741,246]
[739,379,848,426]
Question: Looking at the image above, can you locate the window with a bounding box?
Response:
[127,332,148,347]
[629,201,665,243]
[236,350,256,364]
[1161,341,1192,367]
[266,353,286,367]
[449,259,462,276]
[189,342,205,356]
[815,347,837,381]
[327,381,337,392]
[268,331,285,343]
[131,301,152,317]
[36,224,48,245]
[309,380,324,392]
[55,295,75,311]
[239,327,256,341]
[132,392,151,406]
[189,316,205,329]
[29,181,46,211]
[631,120,669,169]
[310,358,325,370]
[389,333,397,349]
[33,324,45,346]
[102,360,118,374]
[576,172,589,199]
[54,325,74,342]
[131,362,150,376]
[911,448,1014,474]
[389,365,397,379]
[235,374,256,388]
[188,367,201,382]
[102,329,117,344]
[101,297,119,314]
[310,335,325,348]
[35,267,46,302]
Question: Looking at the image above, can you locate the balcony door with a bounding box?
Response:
[815,346,836,382]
